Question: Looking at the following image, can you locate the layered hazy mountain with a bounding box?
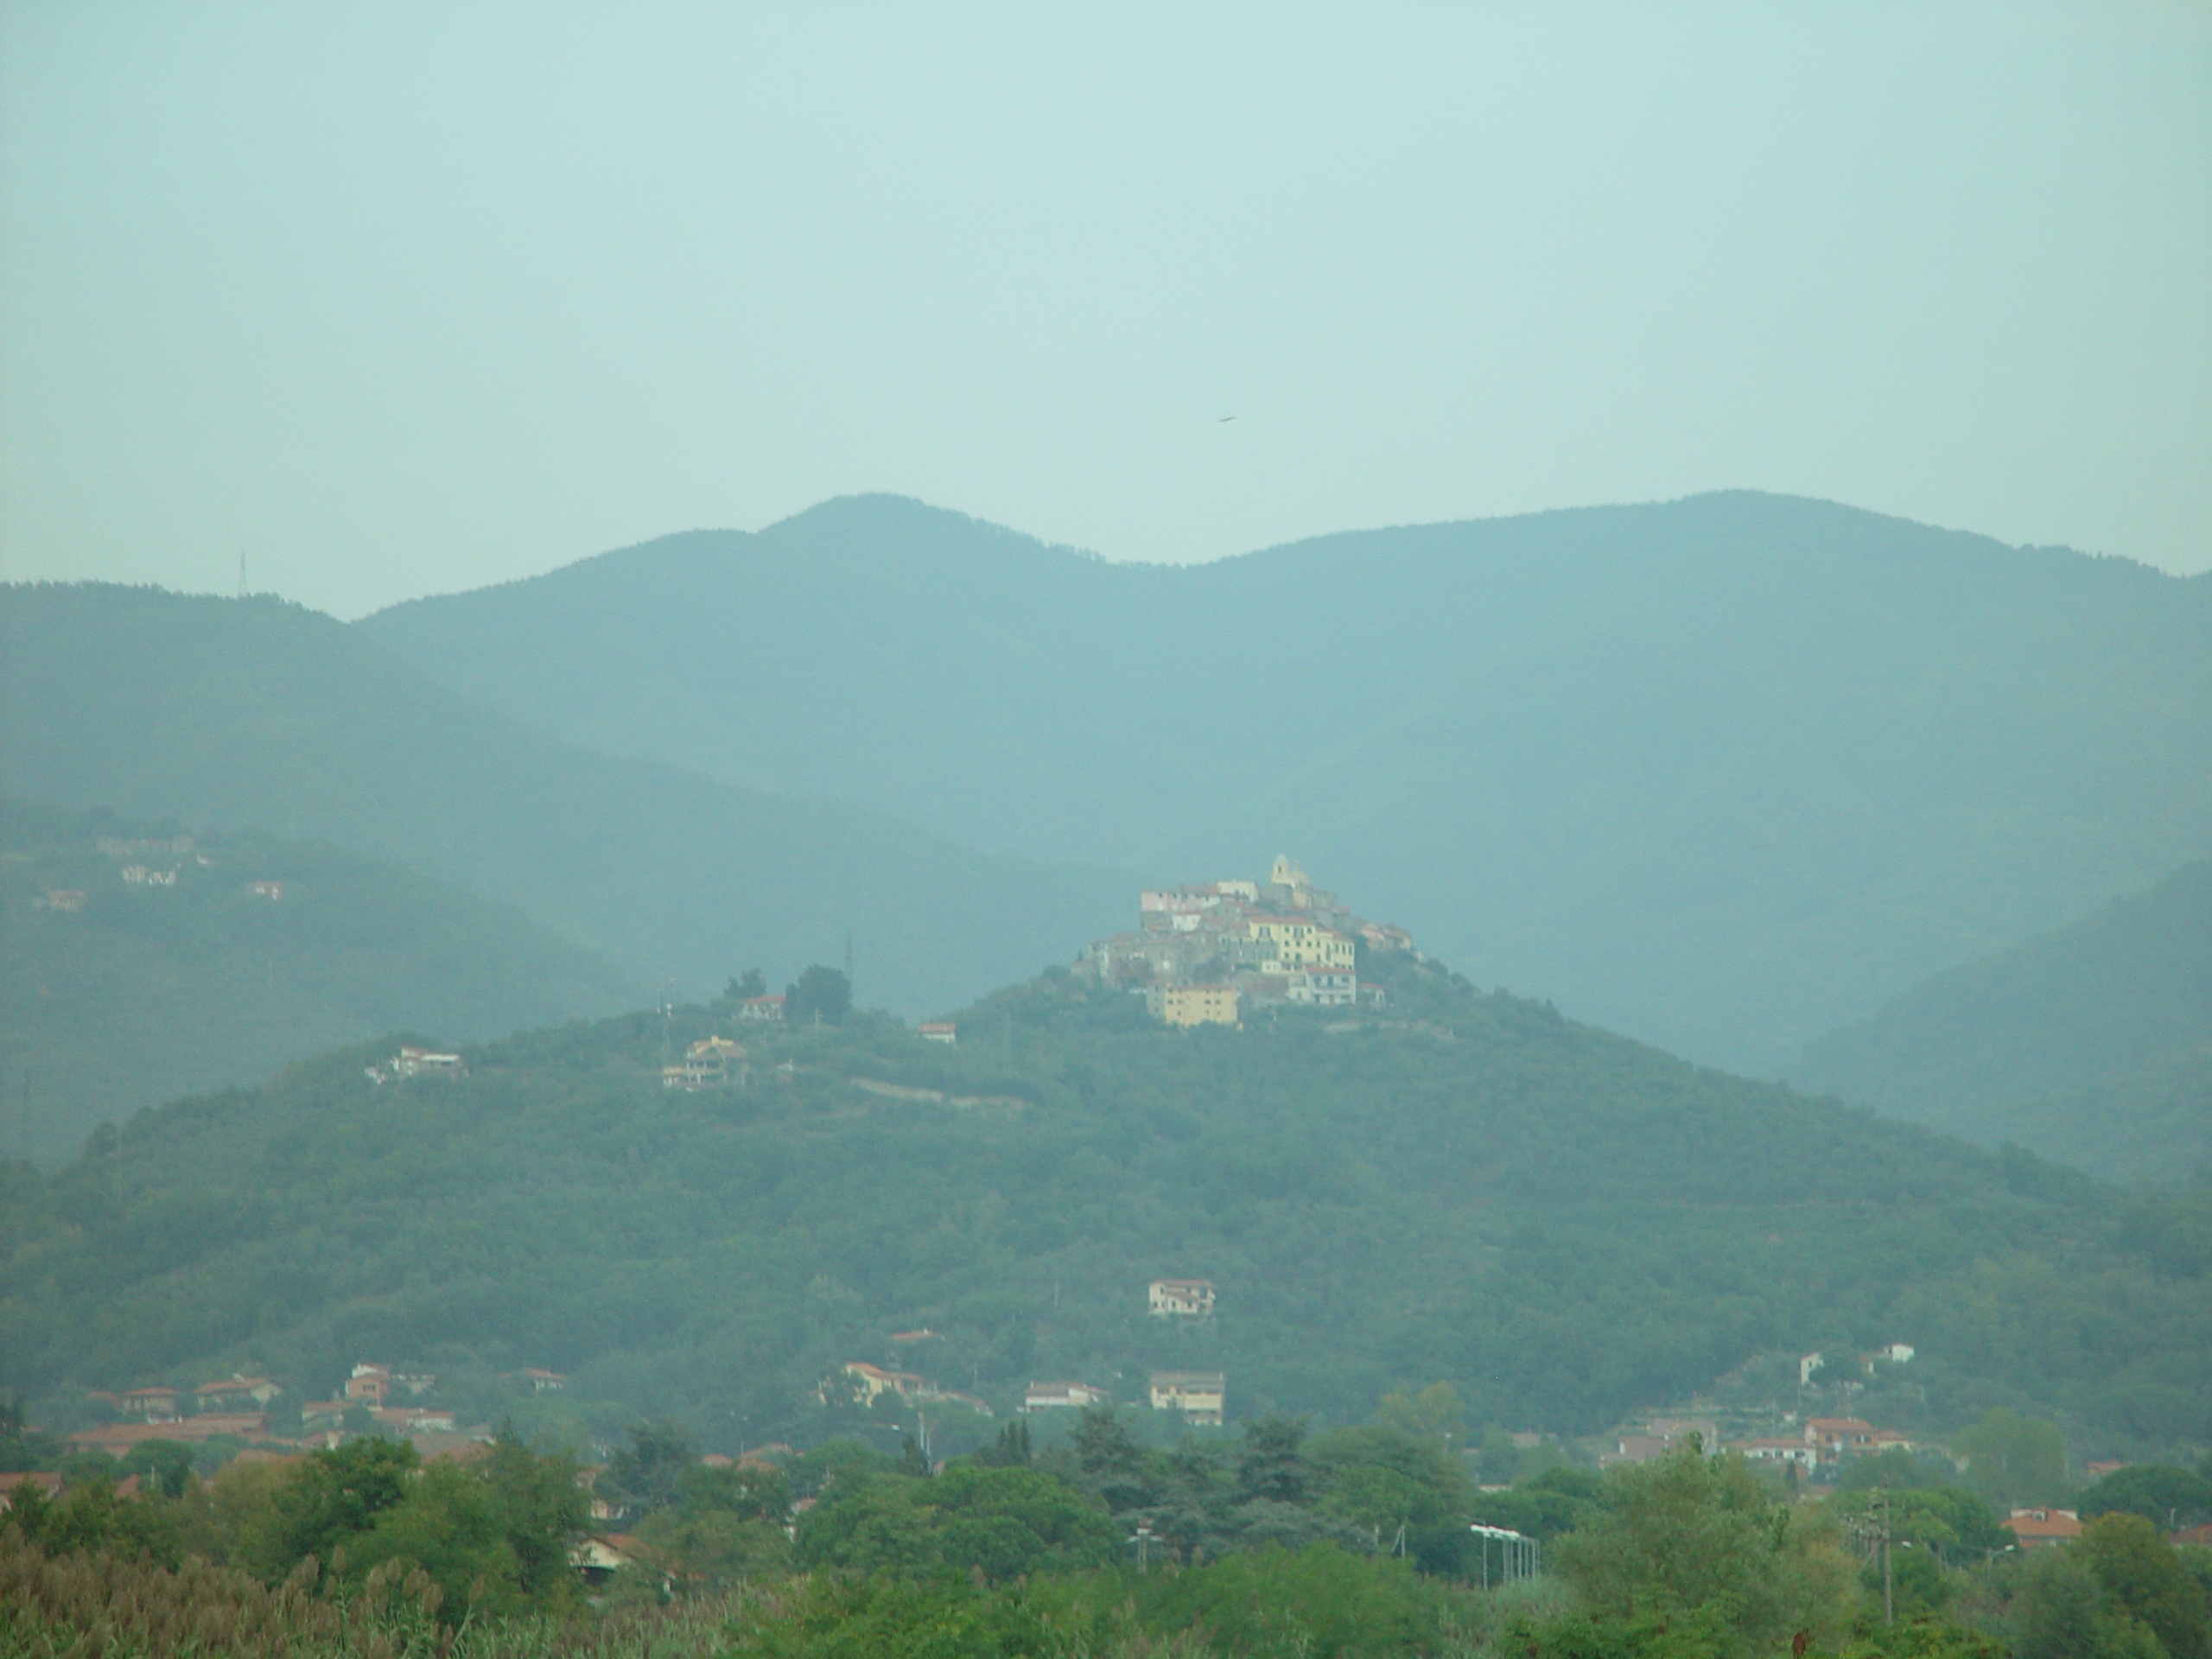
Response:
[0,585,1134,1045]
[1791,860,2212,1183]
[363,491,2212,1071]
[0,800,641,1166]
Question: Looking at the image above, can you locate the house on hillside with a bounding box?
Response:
[39,889,86,912]
[385,1047,464,1080]
[372,1406,458,1434]
[513,1369,569,1394]
[118,1387,182,1422]
[247,881,286,900]
[2005,1508,2082,1549]
[194,1375,283,1410]
[664,1055,729,1090]
[836,1362,930,1407]
[1804,1418,1878,1464]
[1148,1279,1217,1319]
[1246,916,1354,972]
[1148,1371,1225,1426]
[918,1022,957,1045]
[1024,1382,1111,1412]
[738,995,785,1022]
[1285,965,1356,1007]
[1145,983,1239,1028]
[1732,1437,1818,1475]
[1601,1435,1681,1468]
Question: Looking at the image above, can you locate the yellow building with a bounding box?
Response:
[1248,916,1355,971]
[1147,983,1241,1027]
[1148,1370,1226,1426]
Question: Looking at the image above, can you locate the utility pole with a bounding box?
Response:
[1881,1487,1894,1627]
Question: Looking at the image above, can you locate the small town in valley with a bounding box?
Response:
[27,1302,2145,1573]
[1078,857,1415,1027]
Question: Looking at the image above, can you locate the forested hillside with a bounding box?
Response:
[0,801,639,1166]
[1791,860,2212,1182]
[0,584,1132,1029]
[6,950,2204,1463]
[360,491,2212,1071]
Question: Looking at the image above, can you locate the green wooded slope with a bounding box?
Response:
[0,584,1133,1036]
[5,951,2203,1459]
[359,492,2212,1074]
[1790,860,2212,1182]
[0,802,641,1166]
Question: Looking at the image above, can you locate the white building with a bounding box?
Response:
[1148,1371,1225,1427]
[1148,1278,1217,1318]
[1023,1381,1111,1412]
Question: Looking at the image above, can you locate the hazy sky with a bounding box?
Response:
[3,3,2208,619]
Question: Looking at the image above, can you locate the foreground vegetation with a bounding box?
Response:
[9,1421,2211,1657]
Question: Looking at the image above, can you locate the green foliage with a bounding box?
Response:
[0,1395,61,1474]
[2012,1543,2171,1659]
[3,959,2207,1461]
[2081,1512,2212,1659]
[1954,1408,2070,1510]
[121,1438,196,1499]
[600,1416,698,1521]
[2081,1464,2212,1530]
[1374,1380,1466,1452]
[786,967,853,1028]
[1795,859,2212,1181]
[793,1463,1119,1582]
[239,1438,421,1581]
[1829,1487,2011,1565]
[1552,1446,1858,1658]
[1471,1466,1610,1544]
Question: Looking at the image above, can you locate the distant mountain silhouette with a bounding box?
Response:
[363,491,2212,1071]
[0,585,1134,1059]
[1790,860,2212,1182]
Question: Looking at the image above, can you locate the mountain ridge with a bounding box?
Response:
[359,490,2212,1072]
[1789,858,2212,1182]
[0,582,1136,1033]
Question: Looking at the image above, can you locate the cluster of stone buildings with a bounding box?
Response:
[1081,858,1411,1027]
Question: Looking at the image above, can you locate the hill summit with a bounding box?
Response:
[360,490,2212,1072]
[6,862,2205,1466]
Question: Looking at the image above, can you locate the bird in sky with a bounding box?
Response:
[1217,415,1238,423]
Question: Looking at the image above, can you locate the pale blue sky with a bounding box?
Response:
[3,3,2208,618]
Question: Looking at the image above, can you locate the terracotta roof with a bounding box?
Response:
[2005,1508,2082,1541]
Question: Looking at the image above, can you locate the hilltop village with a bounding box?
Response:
[1079,857,1414,1026]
